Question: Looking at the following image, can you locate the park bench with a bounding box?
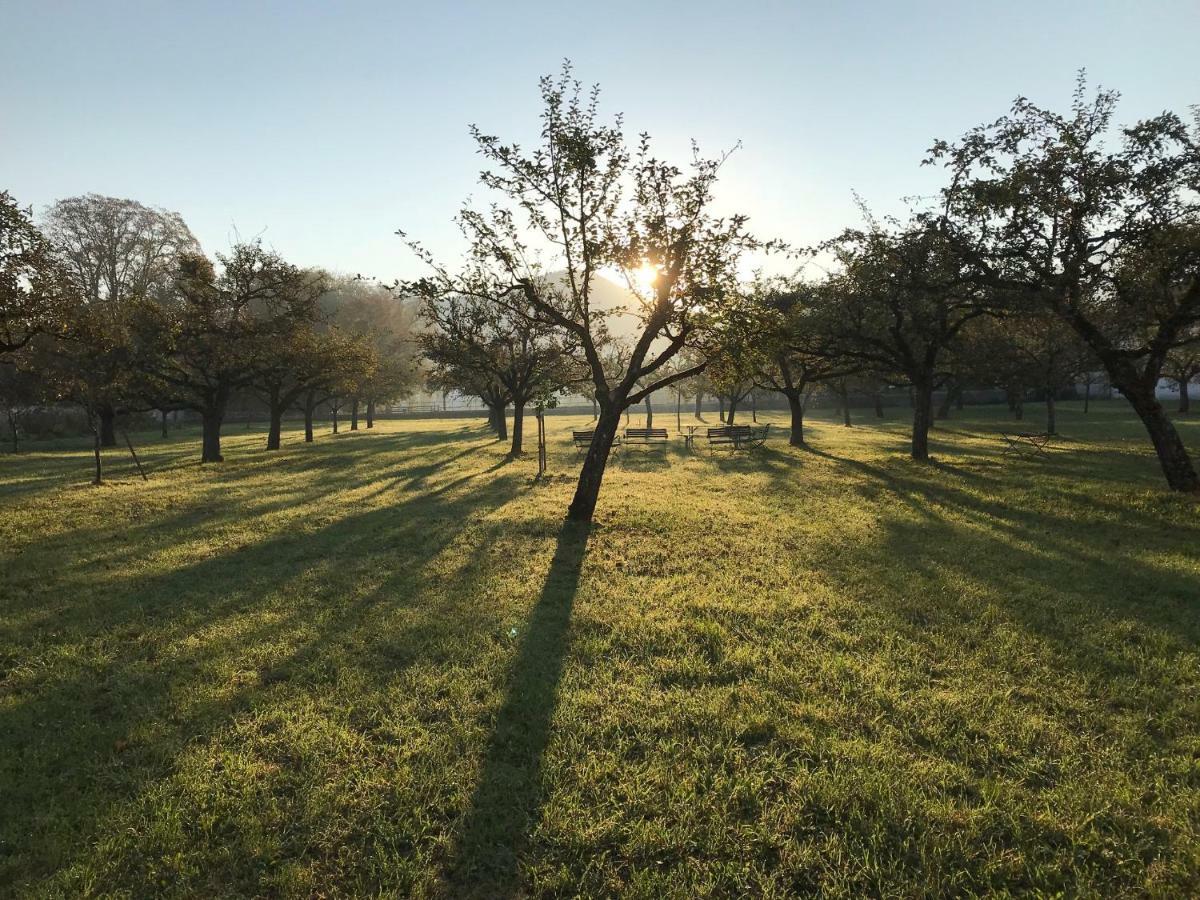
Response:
[703,423,770,453]
[573,428,622,457]
[623,427,669,451]
[1001,431,1052,458]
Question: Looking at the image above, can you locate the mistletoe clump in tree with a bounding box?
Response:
[405,63,770,520]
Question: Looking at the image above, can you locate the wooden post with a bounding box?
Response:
[536,410,547,478]
[122,430,149,482]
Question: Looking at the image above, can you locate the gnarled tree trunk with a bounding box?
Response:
[567,404,622,522]
[786,392,805,447]
[510,402,525,456]
[1123,382,1199,492]
[911,380,934,461]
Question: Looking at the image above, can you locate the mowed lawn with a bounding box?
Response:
[2,403,1199,898]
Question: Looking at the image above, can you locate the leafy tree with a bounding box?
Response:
[1165,342,1200,414]
[1,192,65,359]
[820,220,990,459]
[929,79,1200,491]
[43,194,200,446]
[418,284,579,457]
[132,243,315,462]
[745,281,858,446]
[0,352,41,452]
[405,65,768,519]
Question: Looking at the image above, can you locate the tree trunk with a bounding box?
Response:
[1084,382,1091,413]
[718,396,726,422]
[592,397,598,420]
[676,394,681,431]
[201,408,224,463]
[266,389,284,450]
[366,399,375,428]
[160,409,169,438]
[727,398,738,426]
[567,404,622,522]
[786,392,805,447]
[351,398,359,431]
[510,402,525,456]
[332,404,339,434]
[496,403,508,442]
[7,408,18,453]
[911,381,933,461]
[1045,395,1057,435]
[695,393,703,419]
[644,395,652,428]
[936,385,954,420]
[304,392,316,443]
[751,392,758,423]
[1123,383,1200,492]
[874,392,884,418]
[1180,378,1191,414]
[99,405,117,448]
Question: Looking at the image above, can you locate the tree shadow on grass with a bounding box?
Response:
[0,448,527,891]
[445,520,592,897]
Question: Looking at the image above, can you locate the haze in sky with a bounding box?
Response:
[4,0,1197,282]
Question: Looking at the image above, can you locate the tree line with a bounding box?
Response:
[407,66,1199,522]
[0,193,418,480]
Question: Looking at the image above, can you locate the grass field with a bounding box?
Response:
[2,402,1199,897]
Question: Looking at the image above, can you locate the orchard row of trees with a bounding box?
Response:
[410,67,1200,522]
[0,193,417,480]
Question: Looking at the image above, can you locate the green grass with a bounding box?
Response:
[2,402,1199,897]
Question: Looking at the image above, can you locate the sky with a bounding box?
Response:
[3,0,1198,283]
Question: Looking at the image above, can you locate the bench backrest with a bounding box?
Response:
[625,428,668,438]
[707,425,751,437]
[572,430,594,443]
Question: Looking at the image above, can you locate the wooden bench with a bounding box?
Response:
[623,427,669,451]
[573,429,622,457]
[703,424,770,453]
[1001,431,1052,458]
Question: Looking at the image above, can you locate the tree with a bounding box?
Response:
[752,285,855,444]
[930,79,1200,491]
[405,65,768,520]
[418,285,578,457]
[132,243,315,462]
[820,220,989,460]
[0,353,41,452]
[1166,343,1200,414]
[1,192,64,359]
[43,194,200,446]
[323,277,419,430]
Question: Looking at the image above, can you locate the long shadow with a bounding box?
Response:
[445,520,592,896]
[0,441,527,890]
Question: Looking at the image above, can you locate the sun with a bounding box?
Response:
[630,262,659,294]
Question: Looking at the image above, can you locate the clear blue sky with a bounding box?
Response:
[3,1,1197,281]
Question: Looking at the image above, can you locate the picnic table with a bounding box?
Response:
[1001,431,1053,458]
[681,424,702,449]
